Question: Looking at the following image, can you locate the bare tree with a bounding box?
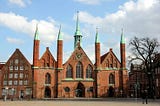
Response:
[129,37,160,98]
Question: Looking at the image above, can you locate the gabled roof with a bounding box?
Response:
[101,52,109,63]
[5,49,31,66]
[64,45,93,66]
[39,47,56,62]
[100,48,120,64]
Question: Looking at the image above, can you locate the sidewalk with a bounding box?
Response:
[1,97,160,103]
[0,99,160,106]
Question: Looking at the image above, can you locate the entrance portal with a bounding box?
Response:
[75,82,85,97]
[108,86,114,97]
[44,87,51,98]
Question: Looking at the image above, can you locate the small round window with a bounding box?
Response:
[64,87,70,92]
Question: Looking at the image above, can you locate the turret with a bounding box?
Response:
[33,24,40,67]
[57,25,63,69]
[56,26,63,98]
[95,28,101,70]
[120,28,126,69]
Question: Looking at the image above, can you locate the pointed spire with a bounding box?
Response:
[75,11,82,36]
[57,25,63,40]
[95,27,100,43]
[74,11,82,49]
[34,24,39,40]
[120,28,125,44]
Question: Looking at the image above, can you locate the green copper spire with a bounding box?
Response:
[95,28,100,43]
[75,11,82,36]
[74,11,82,49]
[57,25,63,40]
[34,24,39,40]
[120,28,125,44]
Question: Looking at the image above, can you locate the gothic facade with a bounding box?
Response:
[0,12,128,99]
[32,13,128,99]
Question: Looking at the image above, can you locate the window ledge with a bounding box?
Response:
[44,84,51,86]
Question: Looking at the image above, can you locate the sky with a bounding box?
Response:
[0,0,160,66]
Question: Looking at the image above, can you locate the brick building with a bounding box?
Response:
[129,53,160,98]
[0,49,32,99]
[0,62,5,98]
[128,64,147,98]
[32,12,128,99]
[154,53,160,98]
[0,12,128,99]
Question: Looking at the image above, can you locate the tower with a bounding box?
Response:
[74,11,82,49]
[120,28,126,69]
[57,26,63,69]
[33,24,40,67]
[56,26,63,97]
[33,24,40,98]
[95,28,101,70]
[119,28,126,94]
[95,28,101,98]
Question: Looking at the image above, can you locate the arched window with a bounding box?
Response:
[86,65,92,78]
[45,73,51,84]
[76,62,83,78]
[109,73,115,84]
[66,65,73,78]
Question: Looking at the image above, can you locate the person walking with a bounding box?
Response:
[142,90,148,104]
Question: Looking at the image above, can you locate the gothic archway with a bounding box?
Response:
[75,82,85,97]
[44,87,51,98]
[108,86,114,97]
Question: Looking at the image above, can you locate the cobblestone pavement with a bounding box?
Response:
[0,100,159,106]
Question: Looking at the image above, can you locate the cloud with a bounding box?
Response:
[74,11,102,26]
[74,0,113,5]
[74,0,160,64]
[6,37,24,44]
[78,0,160,39]
[0,12,65,46]
[9,0,26,7]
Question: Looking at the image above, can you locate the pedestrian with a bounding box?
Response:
[144,90,148,104]
[142,90,148,104]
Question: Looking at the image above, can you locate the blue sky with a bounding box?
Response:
[0,0,160,65]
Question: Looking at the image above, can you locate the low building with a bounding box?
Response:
[0,62,5,99]
[128,64,148,98]
[154,53,160,98]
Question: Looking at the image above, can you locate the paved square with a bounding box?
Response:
[0,100,159,106]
